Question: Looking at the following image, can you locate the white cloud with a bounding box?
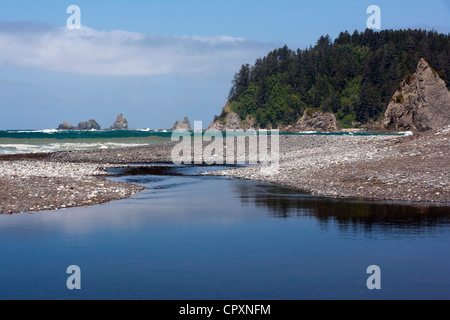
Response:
[0,21,273,76]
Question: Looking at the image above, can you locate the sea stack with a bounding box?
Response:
[383,58,450,132]
[110,113,128,130]
[171,116,192,130]
[57,122,75,130]
[77,119,101,131]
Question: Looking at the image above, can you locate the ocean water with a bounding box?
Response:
[0,165,449,300]
[0,129,412,155]
[0,130,173,155]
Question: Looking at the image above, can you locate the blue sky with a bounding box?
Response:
[0,0,449,130]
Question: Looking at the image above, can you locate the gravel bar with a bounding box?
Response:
[208,126,450,203]
[1,127,449,214]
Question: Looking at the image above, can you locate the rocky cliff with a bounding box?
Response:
[383,58,450,132]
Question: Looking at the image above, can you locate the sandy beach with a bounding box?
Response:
[0,126,449,214]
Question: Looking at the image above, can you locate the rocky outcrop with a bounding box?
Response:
[383,58,450,132]
[285,110,341,132]
[77,119,101,131]
[171,116,192,131]
[208,103,339,132]
[57,122,75,130]
[208,112,256,131]
[58,114,130,131]
[209,112,240,130]
[58,119,101,130]
[208,101,258,131]
[110,113,128,130]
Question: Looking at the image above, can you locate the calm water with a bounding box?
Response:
[0,165,449,300]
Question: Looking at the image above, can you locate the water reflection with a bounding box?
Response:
[116,164,450,235]
[233,182,450,232]
[0,166,449,299]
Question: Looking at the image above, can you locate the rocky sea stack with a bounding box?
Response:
[171,116,192,131]
[58,119,101,131]
[110,113,128,130]
[383,58,450,132]
[77,119,101,131]
[57,122,75,130]
[57,113,129,131]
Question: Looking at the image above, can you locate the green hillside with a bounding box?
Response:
[219,29,449,129]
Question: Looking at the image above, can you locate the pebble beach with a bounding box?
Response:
[0,159,145,214]
[1,126,449,214]
[209,126,450,203]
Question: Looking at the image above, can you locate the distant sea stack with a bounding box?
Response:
[383,58,450,132]
[57,122,75,130]
[57,118,101,131]
[171,116,192,130]
[110,113,128,130]
[57,114,129,131]
[77,119,101,131]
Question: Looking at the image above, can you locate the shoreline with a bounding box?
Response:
[207,126,449,203]
[0,161,145,214]
[0,127,449,214]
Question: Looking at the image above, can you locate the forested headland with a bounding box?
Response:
[217,29,449,129]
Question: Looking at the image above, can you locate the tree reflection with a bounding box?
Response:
[233,182,450,233]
